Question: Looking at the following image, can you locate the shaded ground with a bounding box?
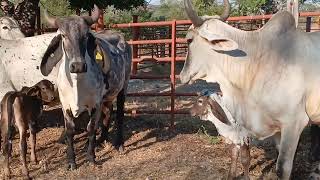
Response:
[0,62,315,179]
[0,111,315,180]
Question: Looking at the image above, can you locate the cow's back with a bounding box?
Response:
[0,33,58,91]
[95,32,132,101]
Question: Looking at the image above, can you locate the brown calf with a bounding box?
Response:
[0,79,55,179]
[190,94,250,180]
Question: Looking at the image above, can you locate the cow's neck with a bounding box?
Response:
[206,30,259,95]
[203,29,262,120]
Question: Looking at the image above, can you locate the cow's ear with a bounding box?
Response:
[26,87,40,97]
[198,29,238,51]
[41,34,63,76]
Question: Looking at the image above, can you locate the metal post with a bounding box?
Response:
[132,15,139,75]
[306,16,312,32]
[170,20,177,128]
[95,9,104,32]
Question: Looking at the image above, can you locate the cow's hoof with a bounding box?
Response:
[237,175,250,180]
[116,144,124,154]
[87,157,97,165]
[23,176,32,180]
[4,168,11,179]
[57,137,66,144]
[264,171,278,180]
[0,155,5,163]
[96,137,107,146]
[68,163,77,171]
[31,159,38,165]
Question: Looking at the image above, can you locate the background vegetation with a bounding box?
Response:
[1,0,320,26]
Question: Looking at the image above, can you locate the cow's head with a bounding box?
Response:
[190,95,211,118]
[180,0,239,84]
[0,17,25,40]
[23,79,55,103]
[40,5,103,76]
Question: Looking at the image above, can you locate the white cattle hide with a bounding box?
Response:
[0,33,58,101]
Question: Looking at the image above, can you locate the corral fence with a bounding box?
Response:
[21,11,320,127]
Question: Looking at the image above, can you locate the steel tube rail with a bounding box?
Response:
[125,110,189,115]
[132,56,186,63]
[127,38,186,45]
[127,92,198,97]
[111,12,320,28]
[170,20,177,127]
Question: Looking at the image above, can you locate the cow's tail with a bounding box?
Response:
[6,92,18,157]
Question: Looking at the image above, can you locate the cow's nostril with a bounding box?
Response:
[70,64,75,72]
[83,63,87,72]
[70,62,87,73]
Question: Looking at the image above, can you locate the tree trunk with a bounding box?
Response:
[13,0,40,37]
[0,0,14,16]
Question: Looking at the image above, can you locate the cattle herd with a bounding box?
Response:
[0,0,320,179]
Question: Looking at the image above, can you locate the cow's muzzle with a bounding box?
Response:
[70,62,87,73]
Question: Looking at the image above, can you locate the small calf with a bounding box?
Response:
[0,79,55,179]
[190,91,250,180]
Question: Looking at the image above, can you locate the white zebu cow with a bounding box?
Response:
[0,17,24,40]
[0,16,24,105]
[0,33,58,99]
[0,16,57,104]
[180,0,320,179]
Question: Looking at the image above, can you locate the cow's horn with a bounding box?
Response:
[84,4,100,25]
[220,0,231,21]
[43,9,57,27]
[184,0,204,27]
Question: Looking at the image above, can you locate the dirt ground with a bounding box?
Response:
[0,63,316,180]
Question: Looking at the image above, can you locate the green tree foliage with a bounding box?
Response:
[235,0,267,15]
[104,5,152,24]
[233,0,317,16]
[68,0,146,11]
[152,0,226,20]
[39,0,73,17]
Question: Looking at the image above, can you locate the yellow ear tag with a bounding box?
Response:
[96,52,103,61]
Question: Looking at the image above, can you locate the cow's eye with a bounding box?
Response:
[2,26,8,30]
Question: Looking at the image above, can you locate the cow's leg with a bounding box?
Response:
[1,125,11,179]
[57,130,66,144]
[115,89,125,152]
[311,125,320,161]
[28,122,37,164]
[273,132,281,152]
[18,127,29,179]
[87,106,101,164]
[240,144,250,180]
[97,102,112,145]
[64,110,76,170]
[227,143,239,180]
[276,119,308,179]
